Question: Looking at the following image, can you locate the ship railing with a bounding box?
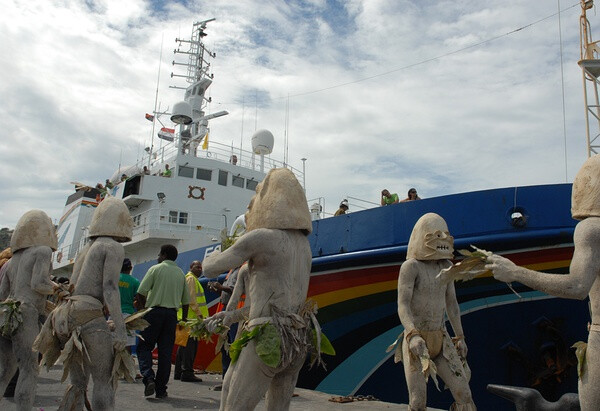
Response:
[139,139,305,186]
[307,195,380,220]
[346,195,380,211]
[130,207,225,239]
[53,243,76,266]
[53,229,90,267]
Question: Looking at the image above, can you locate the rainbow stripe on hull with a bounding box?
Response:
[293,183,583,409]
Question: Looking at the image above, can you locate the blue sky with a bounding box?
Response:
[0,0,594,226]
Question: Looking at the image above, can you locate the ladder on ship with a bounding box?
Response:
[579,0,600,156]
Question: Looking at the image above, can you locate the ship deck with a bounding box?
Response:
[2,364,444,410]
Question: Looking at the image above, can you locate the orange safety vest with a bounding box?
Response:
[216,264,246,312]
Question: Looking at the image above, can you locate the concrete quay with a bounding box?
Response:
[1,365,445,410]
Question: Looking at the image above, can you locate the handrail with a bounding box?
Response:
[131,207,225,236]
[137,139,305,186]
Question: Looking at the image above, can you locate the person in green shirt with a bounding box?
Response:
[118,258,140,352]
[161,164,172,177]
[381,189,399,206]
[134,245,190,399]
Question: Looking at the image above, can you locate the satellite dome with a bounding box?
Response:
[251,129,274,155]
[171,101,193,125]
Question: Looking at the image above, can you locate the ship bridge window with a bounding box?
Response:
[179,212,188,224]
[196,168,212,181]
[178,165,194,178]
[218,170,228,186]
[168,210,188,225]
[246,179,258,191]
[232,175,244,188]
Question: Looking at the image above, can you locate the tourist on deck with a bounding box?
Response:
[161,164,172,178]
[118,258,140,353]
[174,260,208,382]
[334,199,349,216]
[401,188,421,202]
[105,179,114,189]
[142,166,150,175]
[230,155,238,165]
[121,173,128,182]
[134,244,190,399]
[381,189,399,206]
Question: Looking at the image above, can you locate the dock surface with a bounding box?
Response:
[1,365,444,410]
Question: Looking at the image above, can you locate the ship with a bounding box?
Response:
[52,5,600,409]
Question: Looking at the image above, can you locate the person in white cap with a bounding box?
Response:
[334,199,349,216]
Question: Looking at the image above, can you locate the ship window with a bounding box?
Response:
[179,212,188,224]
[168,210,188,224]
[196,168,212,181]
[123,175,141,197]
[218,170,228,186]
[178,165,194,178]
[246,179,258,191]
[232,175,244,188]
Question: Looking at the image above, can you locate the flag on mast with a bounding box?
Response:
[145,113,155,122]
[202,131,209,149]
[158,127,175,141]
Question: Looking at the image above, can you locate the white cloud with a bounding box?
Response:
[0,0,592,226]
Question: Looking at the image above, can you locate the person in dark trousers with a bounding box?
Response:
[174,260,208,382]
[134,244,190,399]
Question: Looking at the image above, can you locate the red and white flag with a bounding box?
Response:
[158,127,175,141]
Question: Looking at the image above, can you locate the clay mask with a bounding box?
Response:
[88,197,133,242]
[11,210,58,252]
[571,154,600,220]
[406,213,454,260]
[245,168,312,234]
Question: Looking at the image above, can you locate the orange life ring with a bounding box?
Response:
[188,186,206,200]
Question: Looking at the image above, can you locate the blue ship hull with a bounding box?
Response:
[132,183,583,410]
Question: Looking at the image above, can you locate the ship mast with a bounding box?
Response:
[169,19,228,157]
[578,0,600,156]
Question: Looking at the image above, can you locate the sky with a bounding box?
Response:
[0,0,596,227]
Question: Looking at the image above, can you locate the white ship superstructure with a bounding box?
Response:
[53,19,302,276]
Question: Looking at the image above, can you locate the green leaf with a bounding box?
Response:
[255,324,281,368]
[312,329,335,356]
[229,326,259,363]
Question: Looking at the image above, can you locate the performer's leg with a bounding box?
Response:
[0,337,17,400]
[265,351,305,411]
[83,319,115,411]
[13,306,39,411]
[435,356,474,409]
[580,332,600,411]
[223,340,273,411]
[402,338,427,411]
